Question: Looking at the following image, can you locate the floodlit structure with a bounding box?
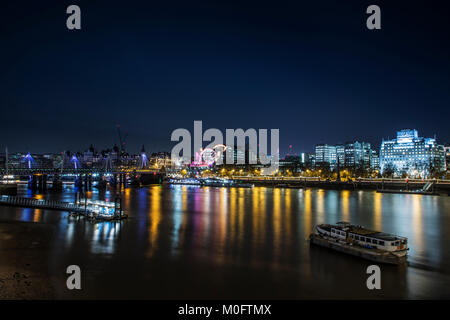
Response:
[22,153,34,169]
[139,145,148,169]
[380,129,446,177]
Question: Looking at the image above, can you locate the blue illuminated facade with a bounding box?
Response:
[380,129,446,177]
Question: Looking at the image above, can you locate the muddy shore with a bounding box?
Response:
[0,220,55,299]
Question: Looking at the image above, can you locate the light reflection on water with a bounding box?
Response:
[2,184,450,299]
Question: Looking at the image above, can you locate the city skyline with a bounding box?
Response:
[1,127,448,158]
[2,127,447,179]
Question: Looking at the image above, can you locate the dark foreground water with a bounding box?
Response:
[1,184,450,299]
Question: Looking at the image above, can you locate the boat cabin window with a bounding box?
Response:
[360,237,365,242]
[379,241,385,245]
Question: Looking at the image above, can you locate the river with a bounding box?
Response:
[1,184,450,299]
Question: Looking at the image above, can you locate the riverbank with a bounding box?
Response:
[230,178,450,195]
[0,220,55,299]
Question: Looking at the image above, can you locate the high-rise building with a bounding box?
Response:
[445,145,450,171]
[336,144,345,167]
[315,142,375,170]
[224,145,258,166]
[315,144,337,169]
[344,141,372,168]
[371,150,379,170]
[380,129,446,177]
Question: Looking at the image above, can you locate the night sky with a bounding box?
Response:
[1,0,449,155]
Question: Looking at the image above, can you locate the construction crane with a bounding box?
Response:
[116,124,128,154]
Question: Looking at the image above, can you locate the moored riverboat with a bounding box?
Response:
[309,222,408,265]
[167,177,254,188]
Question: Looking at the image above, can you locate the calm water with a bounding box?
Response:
[2,184,450,299]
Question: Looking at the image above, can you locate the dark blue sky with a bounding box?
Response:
[1,0,449,155]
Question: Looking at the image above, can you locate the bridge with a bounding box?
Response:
[0,167,161,175]
[0,167,164,194]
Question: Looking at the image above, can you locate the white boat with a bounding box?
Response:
[309,221,408,265]
[168,177,254,188]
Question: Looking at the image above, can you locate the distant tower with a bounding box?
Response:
[22,152,34,169]
[288,144,293,156]
[104,153,113,171]
[70,155,80,171]
[139,144,148,169]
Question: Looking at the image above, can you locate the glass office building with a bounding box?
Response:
[344,141,372,168]
[380,129,446,177]
[445,146,450,171]
[371,150,380,170]
[315,142,376,170]
[315,144,337,169]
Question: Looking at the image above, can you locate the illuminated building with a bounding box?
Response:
[299,152,308,164]
[224,145,257,166]
[380,129,446,177]
[445,145,450,171]
[315,144,337,168]
[234,146,246,164]
[371,150,379,170]
[315,142,375,170]
[336,144,345,166]
[344,141,372,168]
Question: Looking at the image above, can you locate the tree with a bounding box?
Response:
[354,163,367,178]
[382,163,395,178]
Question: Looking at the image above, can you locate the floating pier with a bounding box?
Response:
[0,195,127,221]
[376,181,439,196]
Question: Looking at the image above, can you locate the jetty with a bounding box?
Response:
[376,181,439,196]
[229,177,450,195]
[0,195,127,221]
